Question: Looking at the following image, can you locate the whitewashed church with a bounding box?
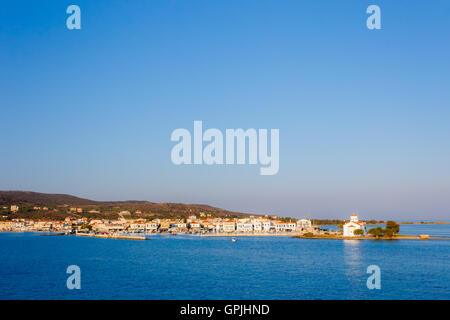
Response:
[343,214,366,237]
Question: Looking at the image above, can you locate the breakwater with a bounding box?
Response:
[75,233,148,240]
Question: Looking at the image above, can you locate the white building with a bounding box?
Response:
[296,219,312,229]
[275,222,286,233]
[13,221,26,229]
[285,222,297,232]
[253,221,263,232]
[262,221,273,232]
[96,222,126,233]
[129,222,146,232]
[237,222,253,233]
[343,214,366,237]
[222,221,236,233]
[190,222,201,229]
[145,222,159,232]
[10,205,19,212]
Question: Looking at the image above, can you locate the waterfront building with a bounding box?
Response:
[236,222,253,233]
[222,220,236,233]
[262,220,273,232]
[0,221,13,231]
[253,221,263,232]
[129,222,146,232]
[200,220,216,232]
[159,221,171,232]
[13,221,26,230]
[275,222,287,233]
[343,214,366,237]
[189,221,201,233]
[296,219,312,230]
[190,222,201,229]
[100,222,126,233]
[285,222,296,232]
[145,222,159,233]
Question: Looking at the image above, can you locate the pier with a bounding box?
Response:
[75,233,148,240]
[201,233,301,237]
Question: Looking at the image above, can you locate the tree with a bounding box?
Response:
[384,228,394,238]
[353,229,364,236]
[80,223,92,231]
[368,227,384,239]
[385,221,400,235]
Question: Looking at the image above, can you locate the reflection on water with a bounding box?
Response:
[343,240,363,278]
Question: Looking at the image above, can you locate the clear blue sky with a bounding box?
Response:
[1,1,450,220]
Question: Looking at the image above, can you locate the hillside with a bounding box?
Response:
[0,191,258,220]
[0,191,99,206]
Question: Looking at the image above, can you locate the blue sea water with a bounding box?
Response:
[0,224,449,300]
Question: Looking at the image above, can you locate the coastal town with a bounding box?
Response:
[0,203,378,238]
[0,204,318,235]
[1,204,446,241]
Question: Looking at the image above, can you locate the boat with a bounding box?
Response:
[232,237,237,242]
